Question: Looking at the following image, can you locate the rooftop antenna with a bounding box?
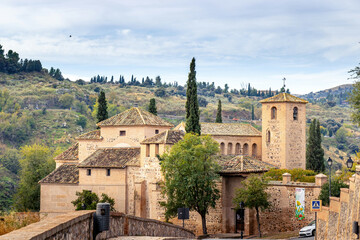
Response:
[282,77,286,89]
[281,77,286,93]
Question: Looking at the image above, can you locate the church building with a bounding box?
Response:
[39,92,308,234]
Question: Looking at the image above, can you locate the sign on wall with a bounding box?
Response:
[295,188,305,220]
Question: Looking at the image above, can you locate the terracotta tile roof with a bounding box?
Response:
[78,148,140,168]
[39,164,79,184]
[141,130,185,144]
[76,130,102,140]
[201,123,261,136]
[260,93,308,104]
[97,107,174,127]
[54,143,79,161]
[215,155,277,174]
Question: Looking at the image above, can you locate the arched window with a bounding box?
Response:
[155,144,159,155]
[266,130,271,144]
[271,107,277,120]
[252,143,257,157]
[243,143,249,155]
[220,142,225,155]
[293,107,298,121]
[235,143,241,155]
[146,144,150,157]
[227,143,233,155]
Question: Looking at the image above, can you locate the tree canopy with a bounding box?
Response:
[96,91,108,124]
[233,175,270,237]
[185,58,201,134]
[215,99,222,123]
[148,98,157,115]
[160,133,220,234]
[319,179,348,206]
[306,119,325,172]
[72,190,115,211]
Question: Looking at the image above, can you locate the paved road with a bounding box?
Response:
[290,236,314,240]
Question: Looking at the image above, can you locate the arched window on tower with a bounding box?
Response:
[227,143,233,155]
[252,143,257,157]
[243,143,249,155]
[235,143,241,155]
[271,107,277,120]
[293,107,298,121]
[220,142,225,155]
[266,130,271,144]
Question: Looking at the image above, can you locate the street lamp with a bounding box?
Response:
[327,157,333,199]
[347,157,354,171]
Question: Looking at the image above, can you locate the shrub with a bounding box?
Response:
[72,190,115,211]
[264,168,316,183]
[319,179,348,206]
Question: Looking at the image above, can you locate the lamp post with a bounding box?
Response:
[347,157,354,172]
[327,157,333,200]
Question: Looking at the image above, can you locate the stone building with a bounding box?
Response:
[40,92,311,235]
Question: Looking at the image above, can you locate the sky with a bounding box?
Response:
[1,0,360,94]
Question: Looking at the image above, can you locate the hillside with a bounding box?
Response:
[0,71,359,211]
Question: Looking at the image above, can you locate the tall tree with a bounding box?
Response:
[185,58,201,134]
[215,99,222,123]
[233,175,270,237]
[348,63,360,124]
[96,91,108,123]
[160,133,220,234]
[251,105,255,120]
[14,144,56,211]
[148,98,157,115]
[306,119,325,172]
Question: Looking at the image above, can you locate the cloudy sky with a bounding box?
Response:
[1,0,360,94]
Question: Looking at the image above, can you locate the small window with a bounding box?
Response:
[146,144,150,157]
[252,143,257,157]
[227,143,233,155]
[106,169,111,176]
[266,130,271,144]
[120,131,126,136]
[155,144,159,155]
[220,142,225,155]
[243,143,249,155]
[293,107,298,121]
[235,143,241,155]
[87,169,91,176]
[155,129,159,134]
[271,107,277,120]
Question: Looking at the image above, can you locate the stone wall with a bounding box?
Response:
[316,166,360,240]
[0,211,194,240]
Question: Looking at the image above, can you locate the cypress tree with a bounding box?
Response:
[96,91,108,124]
[148,98,157,115]
[306,119,325,172]
[215,100,222,123]
[251,105,255,120]
[185,58,201,135]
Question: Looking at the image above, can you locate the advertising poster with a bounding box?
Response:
[295,188,305,220]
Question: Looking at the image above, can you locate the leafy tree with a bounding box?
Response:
[306,119,325,172]
[14,144,56,211]
[185,58,201,135]
[154,88,166,97]
[72,190,116,211]
[319,179,348,206]
[76,115,87,129]
[0,148,20,174]
[160,133,220,234]
[251,105,255,120]
[58,93,74,109]
[96,91,108,123]
[198,97,208,107]
[215,100,222,123]
[349,64,360,124]
[233,175,270,237]
[148,98,157,115]
[335,127,348,145]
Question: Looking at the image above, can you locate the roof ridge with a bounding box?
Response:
[136,107,146,125]
[164,130,169,144]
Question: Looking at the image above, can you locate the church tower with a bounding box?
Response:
[260,93,308,169]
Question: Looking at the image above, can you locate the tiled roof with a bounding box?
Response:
[76,130,102,140]
[201,123,261,136]
[97,107,174,127]
[39,164,79,184]
[260,93,308,104]
[141,130,185,144]
[78,148,140,168]
[54,143,79,161]
[216,155,277,174]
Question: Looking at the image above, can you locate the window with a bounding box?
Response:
[106,169,111,176]
[271,107,277,120]
[227,143,233,155]
[87,169,91,176]
[293,107,298,121]
[243,143,249,155]
[155,129,159,134]
[146,144,150,157]
[155,144,159,155]
[252,144,257,157]
[235,143,241,155]
[220,142,225,155]
[120,131,126,136]
[266,130,271,144]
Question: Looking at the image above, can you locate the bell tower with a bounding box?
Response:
[260,93,308,169]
